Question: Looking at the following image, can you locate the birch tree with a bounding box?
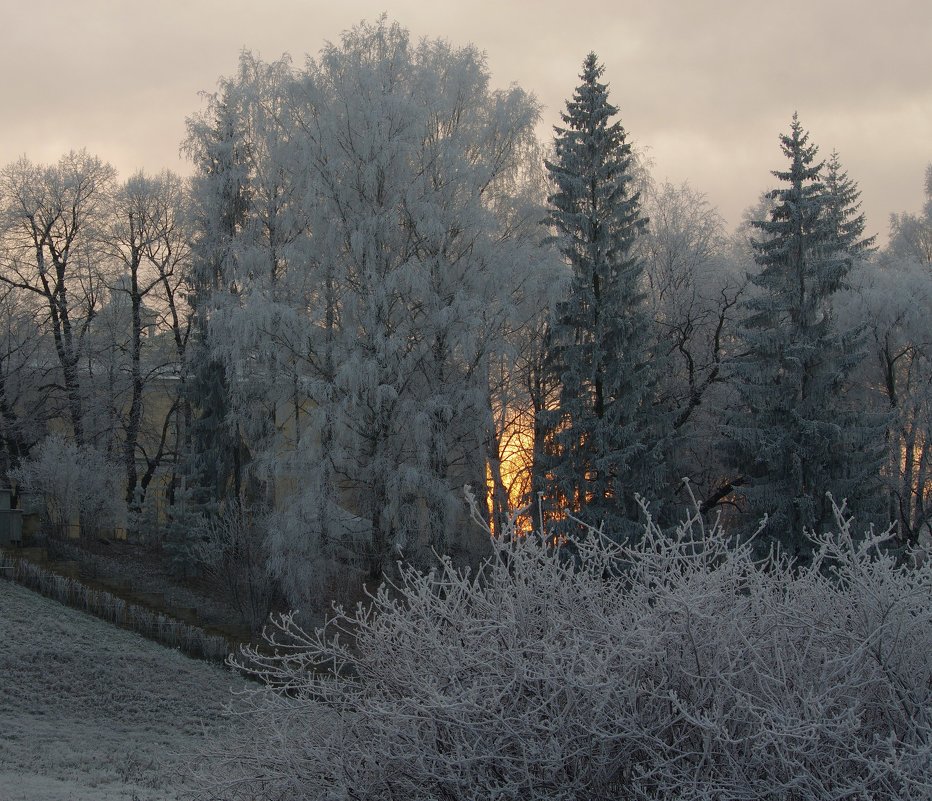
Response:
[0,286,49,476]
[187,19,544,602]
[641,181,747,515]
[843,164,932,542]
[102,171,192,511]
[0,151,116,446]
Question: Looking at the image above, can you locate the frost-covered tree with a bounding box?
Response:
[190,498,280,633]
[11,434,123,535]
[0,286,50,477]
[641,181,747,513]
[725,116,885,550]
[0,151,116,447]
[0,154,193,525]
[184,75,260,515]
[843,164,932,542]
[305,21,540,577]
[844,254,932,543]
[488,263,565,536]
[100,171,192,512]
[187,50,339,594]
[888,164,932,265]
[539,53,660,536]
[187,21,544,600]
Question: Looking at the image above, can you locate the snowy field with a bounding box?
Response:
[0,579,245,800]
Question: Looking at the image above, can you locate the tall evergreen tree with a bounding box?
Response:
[183,89,254,515]
[540,53,661,537]
[725,116,885,553]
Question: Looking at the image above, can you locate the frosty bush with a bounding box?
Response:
[11,434,124,533]
[197,493,931,801]
[191,499,280,634]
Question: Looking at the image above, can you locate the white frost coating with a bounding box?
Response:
[11,433,124,530]
[195,494,931,801]
[185,18,550,599]
[0,580,244,801]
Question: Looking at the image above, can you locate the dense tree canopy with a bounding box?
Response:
[0,17,928,611]
[3,23,932,799]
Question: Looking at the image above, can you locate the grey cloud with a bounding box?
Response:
[1,0,928,239]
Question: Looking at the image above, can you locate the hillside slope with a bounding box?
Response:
[0,579,245,800]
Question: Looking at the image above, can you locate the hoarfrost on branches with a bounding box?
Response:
[724,116,886,549]
[11,434,124,532]
[185,19,547,599]
[195,492,931,801]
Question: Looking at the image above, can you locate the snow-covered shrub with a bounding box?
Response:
[11,434,124,534]
[196,493,932,801]
[190,499,280,634]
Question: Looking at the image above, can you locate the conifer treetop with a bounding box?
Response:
[751,113,825,261]
[545,52,645,279]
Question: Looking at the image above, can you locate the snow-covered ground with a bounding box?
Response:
[0,579,245,800]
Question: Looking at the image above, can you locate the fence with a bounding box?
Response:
[0,551,232,663]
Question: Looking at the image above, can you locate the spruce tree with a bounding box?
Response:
[725,116,885,553]
[540,53,661,537]
[183,92,253,515]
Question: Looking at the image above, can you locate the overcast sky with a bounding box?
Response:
[2,0,929,240]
